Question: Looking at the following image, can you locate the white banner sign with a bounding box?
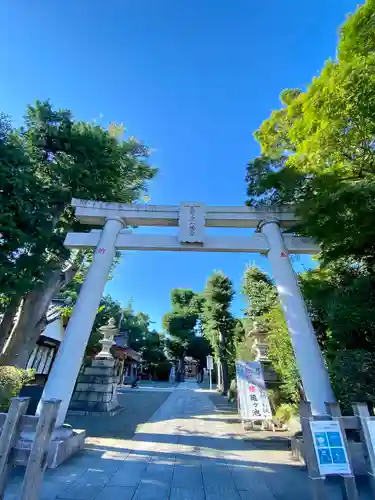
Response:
[310,420,351,476]
[206,355,214,371]
[235,360,272,421]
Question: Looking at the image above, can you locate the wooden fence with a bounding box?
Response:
[0,397,61,500]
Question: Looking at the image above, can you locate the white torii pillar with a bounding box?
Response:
[38,217,124,427]
[260,219,335,415]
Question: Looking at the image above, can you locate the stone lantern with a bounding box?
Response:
[96,317,117,359]
[250,321,269,362]
[249,321,278,383]
[68,318,122,416]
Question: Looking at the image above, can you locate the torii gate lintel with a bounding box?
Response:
[39,199,335,427]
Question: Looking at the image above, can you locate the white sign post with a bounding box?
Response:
[235,360,272,421]
[206,355,213,390]
[310,420,352,476]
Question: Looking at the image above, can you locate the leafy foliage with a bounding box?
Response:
[0,366,34,411]
[186,335,211,365]
[1,101,155,303]
[240,266,300,405]
[245,0,375,410]
[263,307,300,404]
[246,1,375,267]
[300,262,375,407]
[153,360,172,381]
[328,350,375,410]
[0,100,156,365]
[242,265,277,320]
[120,306,168,376]
[201,271,236,393]
[163,289,202,381]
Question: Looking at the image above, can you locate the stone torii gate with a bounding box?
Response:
[40,199,335,427]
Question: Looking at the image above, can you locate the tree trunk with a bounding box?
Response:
[221,358,229,395]
[0,297,20,353]
[0,268,68,368]
[178,356,185,382]
[218,331,229,394]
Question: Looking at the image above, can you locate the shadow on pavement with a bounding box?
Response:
[66,391,170,439]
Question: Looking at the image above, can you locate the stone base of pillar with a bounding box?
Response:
[12,429,86,468]
[68,359,123,417]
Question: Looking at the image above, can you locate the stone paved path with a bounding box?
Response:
[5,381,361,499]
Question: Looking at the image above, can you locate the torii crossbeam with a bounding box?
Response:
[40,199,335,427]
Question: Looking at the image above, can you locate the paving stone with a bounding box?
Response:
[238,484,277,499]
[230,468,275,493]
[125,453,152,462]
[94,485,136,499]
[204,482,239,495]
[132,481,170,500]
[6,381,340,500]
[61,457,120,474]
[142,466,174,488]
[150,454,176,465]
[172,465,203,488]
[203,469,235,489]
[107,462,148,487]
[205,490,241,500]
[57,470,111,499]
[170,487,205,500]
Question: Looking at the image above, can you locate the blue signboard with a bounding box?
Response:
[310,420,351,476]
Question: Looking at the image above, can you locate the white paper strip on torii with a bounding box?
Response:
[178,203,206,244]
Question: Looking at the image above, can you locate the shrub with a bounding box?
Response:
[0,366,34,412]
[328,349,375,411]
[275,403,297,424]
[153,361,171,381]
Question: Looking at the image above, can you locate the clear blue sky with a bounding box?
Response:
[1,0,359,330]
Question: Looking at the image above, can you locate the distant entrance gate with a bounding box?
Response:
[40,199,335,426]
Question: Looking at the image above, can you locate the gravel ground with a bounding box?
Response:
[66,390,170,439]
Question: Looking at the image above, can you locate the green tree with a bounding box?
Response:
[244,1,375,409]
[263,308,300,405]
[201,271,236,394]
[163,289,201,382]
[328,350,375,410]
[300,262,375,408]
[240,265,300,404]
[142,330,168,378]
[245,1,375,268]
[120,307,152,353]
[187,335,211,366]
[242,265,277,329]
[0,100,156,367]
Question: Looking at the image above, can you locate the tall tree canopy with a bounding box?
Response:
[300,262,375,408]
[240,266,300,405]
[163,288,203,381]
[245,1,375,267]
[245,0,375,409]
[201,271,236,394]
[0,100,156,367]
